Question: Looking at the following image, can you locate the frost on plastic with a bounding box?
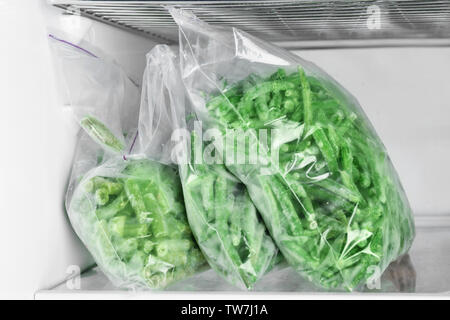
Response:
[170,8,415,291]
[141,45,280,289]
[51,36,206,289]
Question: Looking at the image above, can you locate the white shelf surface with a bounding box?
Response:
[35,220,450,299]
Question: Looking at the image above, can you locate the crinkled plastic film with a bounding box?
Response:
[50,36,206,290]
[141,45,280,289]
[68,155,206,289]
[49,34,129,154]
[170,8,415,291]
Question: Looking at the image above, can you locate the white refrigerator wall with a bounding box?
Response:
[0,0,448,298]
[0,0,156,299]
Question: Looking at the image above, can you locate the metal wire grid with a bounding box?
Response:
[50,1,450,47]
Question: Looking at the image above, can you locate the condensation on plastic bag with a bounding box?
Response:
[169,8,415,291]
[140,44,280,290]
[50,36,206,289]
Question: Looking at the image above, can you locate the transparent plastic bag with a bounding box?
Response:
[68,155,206,289]
[170,8,415,291]
[49,34,132,154]
[50,36,206,289]
[141,44,280,290]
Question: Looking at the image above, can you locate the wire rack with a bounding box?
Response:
[50,0,450,48]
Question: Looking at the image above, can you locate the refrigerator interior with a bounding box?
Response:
[1,0,448,299]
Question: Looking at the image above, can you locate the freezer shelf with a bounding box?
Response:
[50,0,450,49]
[35,219,450,299]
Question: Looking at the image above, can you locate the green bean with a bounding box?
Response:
[80,115,124,152]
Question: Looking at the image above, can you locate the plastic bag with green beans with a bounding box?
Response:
[170,8,415,291]
[68,156,206,289]
[140,45,280,290]
[51,35,206,289]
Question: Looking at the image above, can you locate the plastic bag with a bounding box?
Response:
[50,35,206,289]
[49,34,132,153]
[140,45,280,290]
[170,8,415,291]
